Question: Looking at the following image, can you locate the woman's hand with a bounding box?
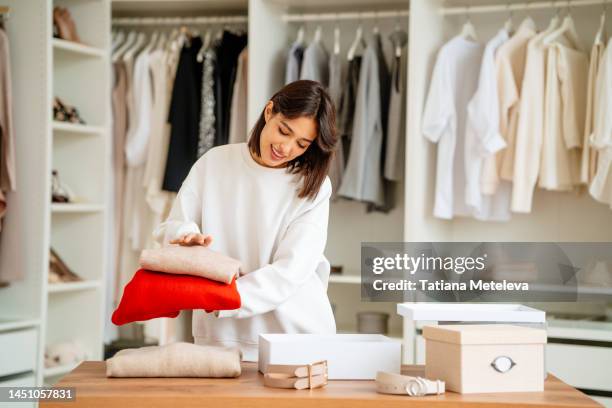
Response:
[170,233,213,247]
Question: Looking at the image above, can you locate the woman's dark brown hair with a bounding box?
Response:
[248,80,337,200]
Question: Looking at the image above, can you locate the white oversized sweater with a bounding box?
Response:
[153,142,337,361]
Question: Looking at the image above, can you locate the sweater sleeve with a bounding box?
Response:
[216,179,332,319]
[152,163,202,247]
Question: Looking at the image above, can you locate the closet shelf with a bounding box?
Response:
[52,38,106,58]
[329,274,361,284]
[48,280,101,294]
[52,121,105,136]
[43,362,81,378]
[0,318,40,333]
[51,203,105,213]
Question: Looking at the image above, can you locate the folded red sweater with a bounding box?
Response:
[112,269,241,326]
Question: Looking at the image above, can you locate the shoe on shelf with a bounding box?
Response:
[49,248,82,284]
[53,97,86,125]
[52,6,81,43]
[51,169,76,203]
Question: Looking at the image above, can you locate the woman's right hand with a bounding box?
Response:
[170,233,213,247]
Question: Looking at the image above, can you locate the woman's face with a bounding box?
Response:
[256,101,317,168]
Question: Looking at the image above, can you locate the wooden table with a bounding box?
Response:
[40,361,601,408]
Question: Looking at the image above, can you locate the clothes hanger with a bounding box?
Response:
[313,25,323,43]
[594,2,607,45]
[545,7,562,32]
[390,19,408,58]
[143,30,159,54]
[542,2,581,50]
[373,12,380,35]
[179,25,192,48]
[112,30,136,62]
[296,24,305,46]
[333,16,341,56]
[112,30,125,53]
[516,14,537,32]
[459,7,478,41]
[347,17,367,61]
[122,31,147,62]
[155,31,167,51]
[215,23,228,41]
[196,28,212,62]
[503,4,514,34]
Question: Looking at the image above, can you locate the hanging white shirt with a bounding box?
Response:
[124,47,154,251]
[465,29,511,221]
[423,36,484,219]
[589,40,612,208]
[154,143,336,361]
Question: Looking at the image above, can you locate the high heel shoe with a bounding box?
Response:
[51,169,76,203]
[49,248,82,283]
[54,97,86,124]
[52,7,81,43]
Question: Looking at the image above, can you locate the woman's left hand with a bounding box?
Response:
[170,233,213,247]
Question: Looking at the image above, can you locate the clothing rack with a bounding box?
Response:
[111,15,247,26]
[281,9,409,23]
[441,0,610,16]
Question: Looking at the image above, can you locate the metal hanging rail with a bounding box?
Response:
[440,0,610,15]
[111,15,248,26]
[281,9,409,23]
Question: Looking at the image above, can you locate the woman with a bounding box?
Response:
[154,80,338,361]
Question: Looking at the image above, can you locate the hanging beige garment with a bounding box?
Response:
[511,23,561,212]
[589,40,612,208]
[481,20,536,195]
[228,48,248,144]
[111,61,128,299]
[142,48,171,251]
[539,40,587,191]
[581,41,605,185]
[0,28,15,196]
[0,28,19,284]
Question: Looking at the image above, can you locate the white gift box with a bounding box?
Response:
[397,303,546,323]
[258,333,401,380]
[423,324,547,394]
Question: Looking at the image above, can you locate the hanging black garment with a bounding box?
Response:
[336,55,362,165]
[213,30,247,147]
[162,36,203,192]
[367,32,393,214]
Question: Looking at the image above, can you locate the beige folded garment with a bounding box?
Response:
[106,342,242,378]
[139,245,242,284]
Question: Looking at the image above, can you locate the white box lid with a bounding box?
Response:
[259,333,395,343]
[423,324,547,345]
[397,303,545,323]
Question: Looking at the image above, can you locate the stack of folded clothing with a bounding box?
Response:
[111,246,243,326]
[106,342,243,378]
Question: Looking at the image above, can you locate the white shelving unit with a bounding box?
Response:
[52,37,106,58]
[46,0,111,386]
[0,0,111,392]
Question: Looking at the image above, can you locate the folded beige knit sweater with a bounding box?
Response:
[139,245,242,284]
[106,342,242,378]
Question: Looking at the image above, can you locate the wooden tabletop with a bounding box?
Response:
[40,361,601,408]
